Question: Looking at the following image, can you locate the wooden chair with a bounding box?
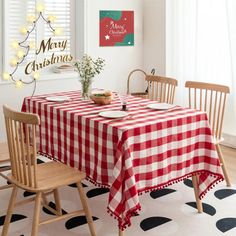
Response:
[2,105,96,236]
[185,81,231,187]
[127,69,148,98]
[146,75,178,104]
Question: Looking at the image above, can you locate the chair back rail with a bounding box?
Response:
[3,105,40,189]
[185,81,230,140]
[146,75,178,104]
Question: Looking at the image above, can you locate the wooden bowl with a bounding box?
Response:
[90,94,112,105]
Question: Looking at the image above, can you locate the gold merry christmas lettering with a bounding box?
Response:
[25,38,73,75]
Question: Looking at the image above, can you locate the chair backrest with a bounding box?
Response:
[3,105,40,189]
[146,75,178,104]
[127,69,148,99]
[185,81,230,140]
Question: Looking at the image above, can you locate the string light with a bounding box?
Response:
[10,58,18,67]
[6,6,61,96]
[20,26,28,34]
[33,72,40,80]
[54,28,62,36]
[11,41,19,49]
[29,41,36,49]
[16,50,25,59]
[48,15,56,22]
[15,80,24,89]
[36,3,45,12]
[3,72,11,80]
[27,15,36,23]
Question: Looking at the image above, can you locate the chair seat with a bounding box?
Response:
[8,161,86,192]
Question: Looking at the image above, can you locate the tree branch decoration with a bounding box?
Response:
[2,3,62,96]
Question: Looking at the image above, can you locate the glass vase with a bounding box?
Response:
[80,79,92,100]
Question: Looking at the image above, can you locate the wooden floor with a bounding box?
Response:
[220,145,236,182]
[1,143,236,182]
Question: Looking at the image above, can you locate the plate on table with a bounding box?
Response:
[99,111,128,119]
[45,96,70,102]
[147,103,176,110]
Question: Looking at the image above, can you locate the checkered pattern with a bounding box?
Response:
[22,91,224,229]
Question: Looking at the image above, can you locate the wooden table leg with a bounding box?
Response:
[119,213,124,236]
[119,229,124,236]
[192,175,203,213]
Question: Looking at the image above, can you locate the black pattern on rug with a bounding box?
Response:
[87,188,110,198]
[214,189,236,200]
[150,188,176,199]
[42,201,68,215]
[140,217,172,231]
[0,214,27,226]
[183,179,193,188]
[216,218,236,233]
[185,202,216,216]
[65,216,99,230]
[1,157,236,235]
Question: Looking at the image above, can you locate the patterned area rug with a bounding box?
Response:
[1,157,236,236]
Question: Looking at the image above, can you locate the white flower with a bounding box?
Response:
[74,54,105,83]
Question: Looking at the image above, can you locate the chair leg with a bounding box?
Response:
[42,193,49,206]
[76,182,96,236]
[119,229,124,236]
[53,188,62,215]
[192,175,203,213]
[31,192,42,236]
[216,144,231,187]
[1,185,18,236]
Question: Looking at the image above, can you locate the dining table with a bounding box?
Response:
[21,90,224,234]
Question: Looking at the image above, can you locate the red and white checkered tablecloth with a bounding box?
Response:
[22,90,224,229]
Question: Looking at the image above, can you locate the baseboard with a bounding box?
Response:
[222,133,236,149]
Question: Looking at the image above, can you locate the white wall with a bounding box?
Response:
[85,0,143,93]
[143,0,166,76]
[0,0,144,142]
[0,77,80,142]
[143,0,236,147]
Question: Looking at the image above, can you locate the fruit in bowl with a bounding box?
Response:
[90,91,113,105]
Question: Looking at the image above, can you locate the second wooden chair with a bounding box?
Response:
[185,81,231,186]
[146,75,178,104]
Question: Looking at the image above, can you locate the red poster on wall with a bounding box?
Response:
[100,10,134,47]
